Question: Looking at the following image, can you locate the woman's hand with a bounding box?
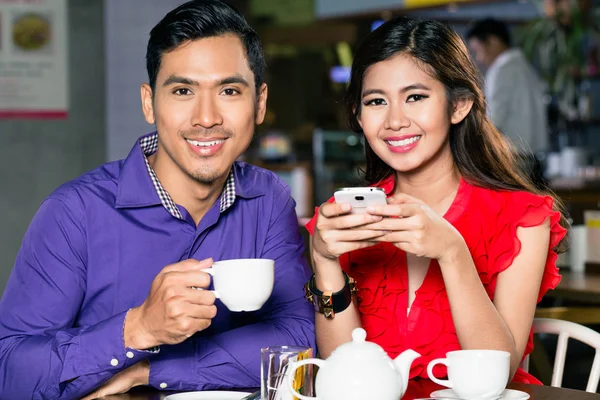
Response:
[312,202,386,262]
[364,193,467,263]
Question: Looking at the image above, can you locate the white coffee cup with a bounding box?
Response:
[427,350,510,399]
[202,258,275,312]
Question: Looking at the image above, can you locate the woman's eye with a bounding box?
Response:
[407,94,427,102]
[364,98,386,106]
[173,88,191,96]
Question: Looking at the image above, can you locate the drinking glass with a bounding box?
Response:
[261,346,314,400]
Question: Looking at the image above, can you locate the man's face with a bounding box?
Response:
[468,37,494,69]
[141,34,267,185]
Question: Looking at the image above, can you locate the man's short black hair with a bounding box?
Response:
[466,18,511,47]
[146,0,266,92]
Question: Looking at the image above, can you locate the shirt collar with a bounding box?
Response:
[115,132,237,218]
[230,160,269,200]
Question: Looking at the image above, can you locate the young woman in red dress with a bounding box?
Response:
[304,17,568,384]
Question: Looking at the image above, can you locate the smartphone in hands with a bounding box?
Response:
[333,187,387,214]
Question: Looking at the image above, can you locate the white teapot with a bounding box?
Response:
[287,328,420,400]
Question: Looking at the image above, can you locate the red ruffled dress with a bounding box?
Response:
[305,176,566,384]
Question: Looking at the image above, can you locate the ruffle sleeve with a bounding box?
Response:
[475,190,566,302]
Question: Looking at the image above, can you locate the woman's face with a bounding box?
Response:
[358,53,469,176]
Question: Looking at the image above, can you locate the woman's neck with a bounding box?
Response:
[394,151,461,215]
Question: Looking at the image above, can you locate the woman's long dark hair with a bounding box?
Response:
[345,17,568,252]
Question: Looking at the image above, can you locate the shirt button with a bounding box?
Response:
[126,351,134,359]
[160,382,168,389]
[110,358,119,367]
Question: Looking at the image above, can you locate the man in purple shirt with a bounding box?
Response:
[0,1,315,398]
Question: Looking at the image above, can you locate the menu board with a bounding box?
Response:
[0,0,68,119]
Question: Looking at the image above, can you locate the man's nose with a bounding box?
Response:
[191,97,223,128]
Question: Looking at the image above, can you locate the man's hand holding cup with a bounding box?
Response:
[124,258,217,350]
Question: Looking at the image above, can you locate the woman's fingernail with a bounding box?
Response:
[341,204,351,211]
[366,206,375,213]
[372,215,382,221]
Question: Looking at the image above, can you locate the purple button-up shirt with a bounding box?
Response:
[0,134,315,399]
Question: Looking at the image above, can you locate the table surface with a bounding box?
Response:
[508,382,600,399]
[549,271,600,303]
[100,271,600,400]
[105,380,600,399]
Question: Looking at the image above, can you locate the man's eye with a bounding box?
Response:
[173,88,191,96]
[364,98,386,106]
[222,88,239,96]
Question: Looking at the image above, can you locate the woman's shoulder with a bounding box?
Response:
[458,181,563,251]
[467,181,555,215]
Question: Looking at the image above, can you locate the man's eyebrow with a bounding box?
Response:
[217,75,250,87]
[161,75,250,88]
[162,75,198,87]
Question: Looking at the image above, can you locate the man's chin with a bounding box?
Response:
[188,168,222,185]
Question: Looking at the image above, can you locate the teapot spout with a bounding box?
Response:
[393,349,421,390]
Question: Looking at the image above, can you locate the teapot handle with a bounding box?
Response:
[427,358,452,388]
[287,358,326,400]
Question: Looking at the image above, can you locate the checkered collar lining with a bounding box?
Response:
[139,133,236,219]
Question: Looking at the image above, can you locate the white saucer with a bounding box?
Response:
[430,388,530,400]
[164,391,252,400]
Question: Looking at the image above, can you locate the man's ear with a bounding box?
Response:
[450,97,474,125]
[141,84,155,124]
[255,83,268,125]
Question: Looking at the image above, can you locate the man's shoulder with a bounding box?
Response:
[48,160,124,206]
[496,50,535,77]
[234,161,292,198]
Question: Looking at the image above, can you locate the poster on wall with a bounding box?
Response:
[0,0,68,119]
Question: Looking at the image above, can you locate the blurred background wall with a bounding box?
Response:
[0,0,105,292]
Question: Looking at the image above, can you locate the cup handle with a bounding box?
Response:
[427,358,452,388]
[287,359,325,400]
[191,268,219,298]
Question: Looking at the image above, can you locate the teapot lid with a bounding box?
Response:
[352,327,368,342]
[330,327,389,361]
